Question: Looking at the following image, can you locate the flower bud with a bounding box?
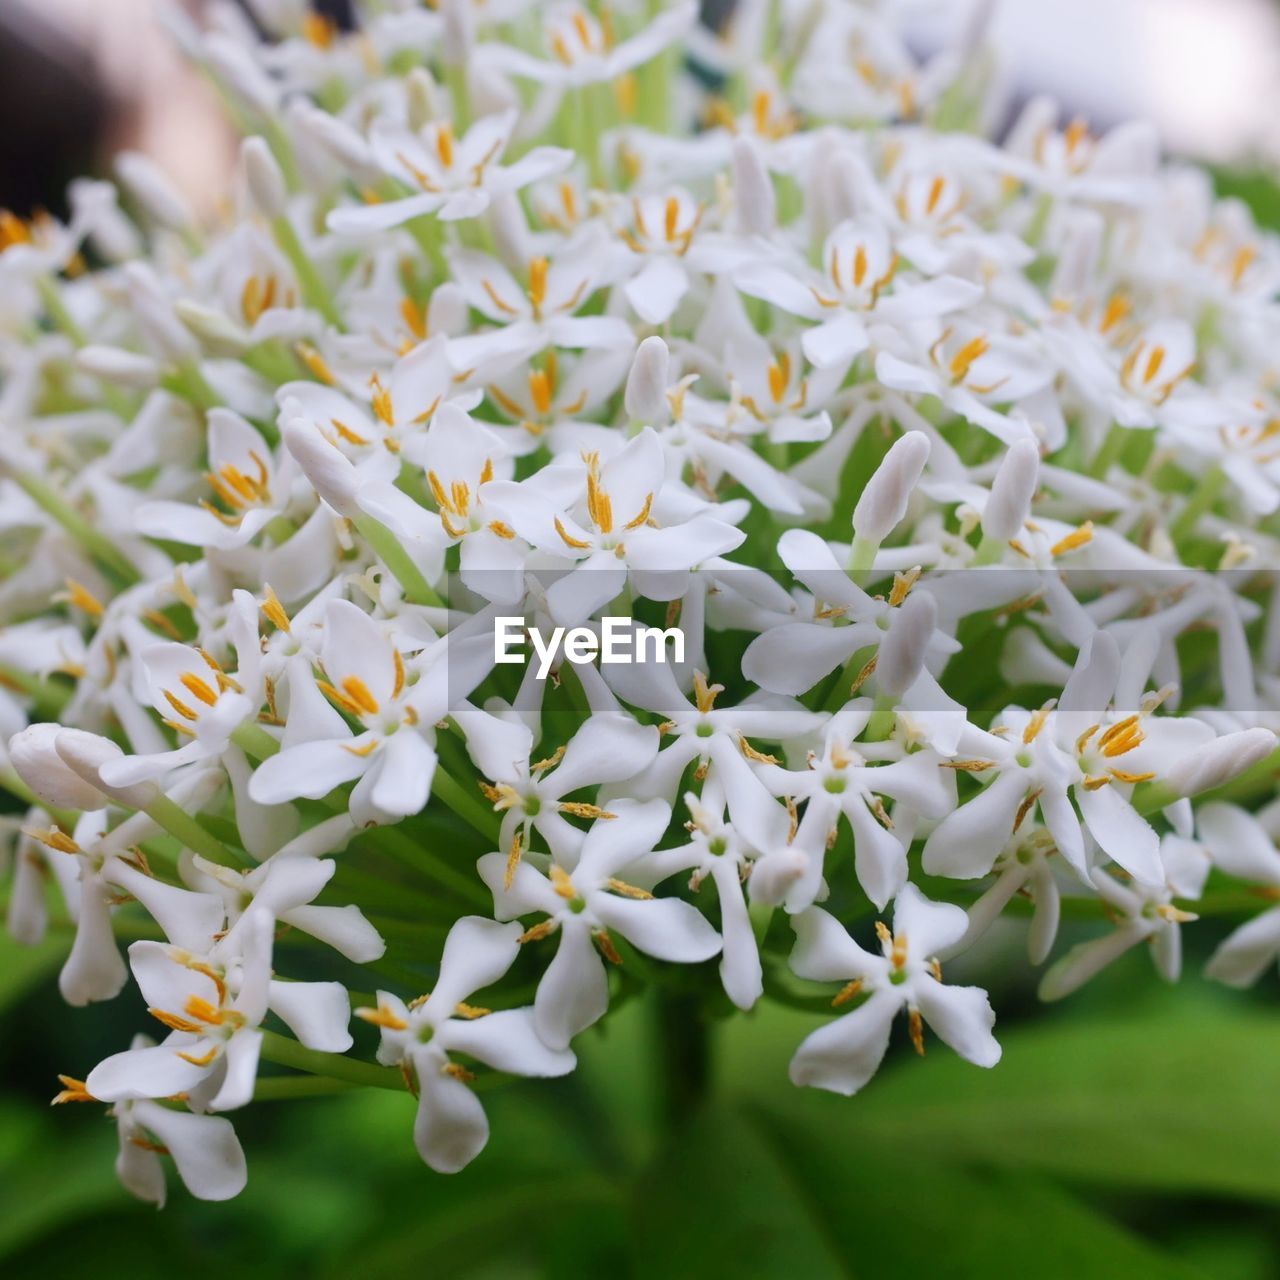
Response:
[115,151,195,232]
[240,137,288,219]
[406,67,444,132]
[877,589,936,697]
[428,283,469,337]
[852,431,931,544]
[441,0,474,66]
[732,137,775,237]
[77,345,161,388]
[176,300,250,354]
[1165,728,1277,798]
[281,414,361,516]
[9,723,111,810]
[625,336,670,423]
[982,437,1040,541]
[206,34,281,115]
[122,262,199,364]
[286,101,379,183]
[57,730,160,810]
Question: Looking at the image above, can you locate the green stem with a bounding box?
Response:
[654,987,710,1130]
[1087,423,1128,480]
[353,514,443,606]
[272,214,343,330]
[0,664,71,719]
[143,793,246,867]
[7,469,140,586]
[847,534,877,575]
[259,1029,405,1092]
[231,722,282,761]
[1169,464,1227,542]
[253,1074,363,1102]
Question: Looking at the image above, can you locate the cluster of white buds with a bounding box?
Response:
[3,0,1280,1205]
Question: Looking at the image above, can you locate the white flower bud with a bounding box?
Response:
[286,101,378,183]
[9,723,111,810]
[122,262,198,364]
[57,730,160,810]
[877,589,936,697]
[406,67,444,132]
[115,151,195,232]
[1165,728,1277,798]
[732,137,775,237]
[852,431,931,544]
[281,415,361,516]
[205,33,280,115]
[176,301,249,355]
[625,336,670,423]
[240,137,288,219]
[441,0,474,65]
[427,283,469,337]
[982,438,1040,541]
[76,345,161,388]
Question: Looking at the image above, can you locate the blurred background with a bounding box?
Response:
[7,0,1280,219]
[4,2,1280,1277]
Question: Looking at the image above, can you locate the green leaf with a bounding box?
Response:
[634,1105,850,1279]
[724,995,1280,1203]
[746,1104,1208,1280]
[0,929,68,1014]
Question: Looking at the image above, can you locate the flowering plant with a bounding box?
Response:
[4,0,1280,1237]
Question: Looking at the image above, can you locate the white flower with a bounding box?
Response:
[478,800,721,1049]
[329,110,572,233]
[357,916,575,1173]
[788,888,1001,1096]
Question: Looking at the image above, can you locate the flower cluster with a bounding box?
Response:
[3,0,1280,1205]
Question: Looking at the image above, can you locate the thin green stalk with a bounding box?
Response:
[7,469,140,585]
[1170,464,1227,542]
[1087,423,1128,480]
[259,1029,405,1092]
[353,514,443,606]
[143,793,246,867]
[0,664,71,719]
[253,1075,363,1102]
[272,214,343,330]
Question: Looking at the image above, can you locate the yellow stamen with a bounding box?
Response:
[356,1003,409,1031]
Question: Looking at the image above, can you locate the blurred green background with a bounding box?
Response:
[4,899,1280,1280]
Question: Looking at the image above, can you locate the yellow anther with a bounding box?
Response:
[693,669,723,714]
[179,672,219,707]
[302,12,336,47]
[454,1002,491,1020]
[261,584,291,633]
[853,244,868,288]
[557,802,617,820]
[519,918,560,944]
[555,515,592,549]
[594,929,623,965]
[831,979,863,1008]
[1143,345,1166,386]
[52,1074,96,1105]
[949,335,990,383]
[1022,703,1054,744]
[605,878,653,900]
[908,1007,926,1056]
[341,676,380,716]
[489,520,516,539]
[341,738,379,758]
[24,826,79,855]
[1050,521,1094,557]
[529,368,553,415]
[330,418,371,447]
[356,1003,409,1031]
[369,373,395,426]
[296,342,336,385]
[623,492,654,530]
[164,690,199,722]
[434,121,455,169]
[504,829,523,890]
[1099,291,1131,335]
[400,296,427,341]
[550,864,576,899]
[1013,788,1042,833]
[528,256,549,316]
[767,353,791,404]
[176,1046,219,1067]
[62,579,105,618]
